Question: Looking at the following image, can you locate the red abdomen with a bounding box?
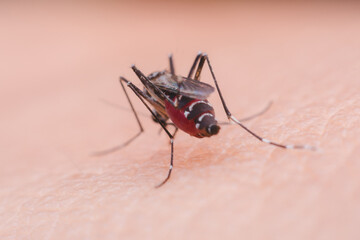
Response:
[164,97,217,138]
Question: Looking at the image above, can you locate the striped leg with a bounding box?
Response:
[119,76,175,187]
[203,54,316,151]
[191,52,273,124]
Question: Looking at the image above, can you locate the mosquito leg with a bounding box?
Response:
[193,53,273,123]
[92,132,143,156]
[156,138,174,188]
[92,77,146,156]
[169,54,175,75]
[237,101,273,122]
[187,52,202,79]
[158,123,176,135]
[203,54,316,151]
[160,125,178,145]
[172,127,179,138]
[194,54,206,81]
[168,53,183,106]
[218,101,273,125]
[118,77,175,187]
[169,127,178,143]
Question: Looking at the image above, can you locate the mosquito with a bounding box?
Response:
[95,52,316,187]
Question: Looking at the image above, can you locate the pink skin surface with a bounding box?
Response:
[1,1,360,240]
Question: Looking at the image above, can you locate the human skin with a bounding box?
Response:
[1,1,360,239]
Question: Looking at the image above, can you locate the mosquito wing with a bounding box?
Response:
[153,74,215,100]
[177,77,215,100]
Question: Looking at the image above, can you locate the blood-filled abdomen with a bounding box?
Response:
[164,96,220,138]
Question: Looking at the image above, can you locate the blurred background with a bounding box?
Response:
[1,1,360,239]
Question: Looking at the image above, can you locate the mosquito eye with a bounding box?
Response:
[207,125,220,135]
